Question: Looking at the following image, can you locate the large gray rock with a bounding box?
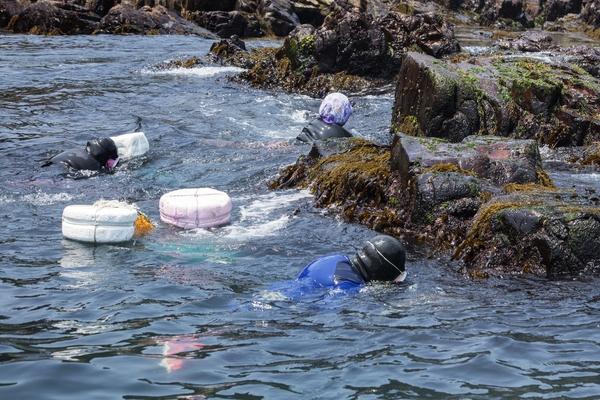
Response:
[98,3,216,35]
[7,0,100,34]
[391,44,600,147]
[284,8,459,80]
[258,0,300,36]
[191,10,260,38]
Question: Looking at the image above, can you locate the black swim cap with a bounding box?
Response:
[350,235,406,282]
[86,137,118,167]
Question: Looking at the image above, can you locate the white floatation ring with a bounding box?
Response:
[62,200,138,243]
[160,188,232,229]
[110,132,149,161]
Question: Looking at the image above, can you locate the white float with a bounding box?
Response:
[62,200,139,243]
[110,131,149,161]
[160,188,232,229]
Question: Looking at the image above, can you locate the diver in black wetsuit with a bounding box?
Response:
[297,92,354,143]
[42,137,119,172]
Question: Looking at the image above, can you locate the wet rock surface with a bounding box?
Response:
[390,41,600,148]
[270,134,600,280]
[228,6,460,96]
[2,0,600,38]
[97,4,216,35]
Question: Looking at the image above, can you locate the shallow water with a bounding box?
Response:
[1,34,600,399]
[454,26,600,49]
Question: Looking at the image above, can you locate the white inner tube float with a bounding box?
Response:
[62,200,139,243]
[110,132,149,161]
[160,188,232,229]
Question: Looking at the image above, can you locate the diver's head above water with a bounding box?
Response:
[86,137,119,169]
[350,235,407,283]
[319,92,353,126]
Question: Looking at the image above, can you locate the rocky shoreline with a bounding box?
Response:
[216,4,600,280]
[1,0,599,39]
[3,0,600,280]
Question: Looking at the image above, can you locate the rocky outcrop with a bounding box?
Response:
[258,0,300,36]
[3,0,216,35]
[293,0,331,26]
[494,29,561,51]
[3,0,600,39]
[581,0,600,30]
[184,10,264,37]
[1,0,301,37]
[91,0,184,17]
[232,7,460,96]
[7,0,100,34]
[97,3,216,35]
[187,0,300,38]
[0,0,26,29]
[269,134,600,280]
[543,0,583,22]
[390,34,600,147]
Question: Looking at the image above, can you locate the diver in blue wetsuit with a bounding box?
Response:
[264,235,406,301]
[297,92,354,143]
[42,137,119,172]
[296,235,407,291]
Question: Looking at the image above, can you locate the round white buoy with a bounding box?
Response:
[62,200,138,243]
[159,188,232,229]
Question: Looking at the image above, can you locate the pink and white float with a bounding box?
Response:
[159,188,232,229]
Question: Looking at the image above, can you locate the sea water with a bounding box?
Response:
[1,33,600,399]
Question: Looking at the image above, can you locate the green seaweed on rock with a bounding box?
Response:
[308,139,391,207]
[452,199,544,261]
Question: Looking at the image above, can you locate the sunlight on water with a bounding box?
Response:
[20,191,78,206]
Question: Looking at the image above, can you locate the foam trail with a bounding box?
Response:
[142,66,245,77]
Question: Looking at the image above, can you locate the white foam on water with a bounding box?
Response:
[0,195,16,205]
[262,129,297,139]
[142,66,245,77]
[290,109,312,123]
[21,191,78,206]
[176,190,312,242]
[221,215,290,240]
[571,173,600,182]
[238,190,312,223]
[253,95,274,103]
[217,190,313,241]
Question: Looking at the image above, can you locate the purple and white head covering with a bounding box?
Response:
[319,93,353,126]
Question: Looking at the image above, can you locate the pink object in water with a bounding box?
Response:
[161,336,205,356]
[159,188,232,229]
[159,335,204,372]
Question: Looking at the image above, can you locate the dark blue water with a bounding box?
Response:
[1,34,600,399]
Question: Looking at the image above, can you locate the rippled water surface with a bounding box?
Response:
[1,34,600,399]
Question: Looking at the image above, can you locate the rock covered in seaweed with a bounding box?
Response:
[391,44,600,148]
[270,134,600,280]
[232,6,460,97]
